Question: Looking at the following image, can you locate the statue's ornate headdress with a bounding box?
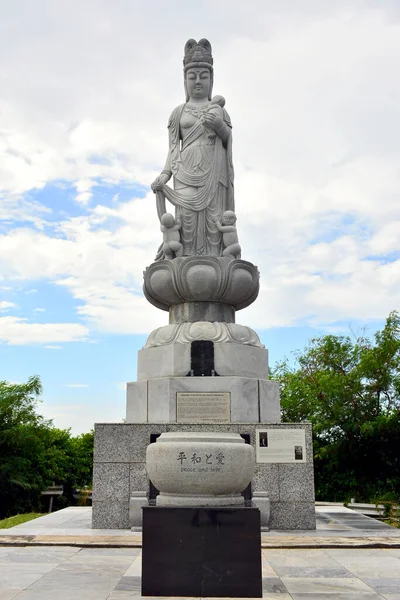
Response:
[183,38,214,101]
[183,38,213,72]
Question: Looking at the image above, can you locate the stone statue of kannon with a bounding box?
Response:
[151,38,235,259]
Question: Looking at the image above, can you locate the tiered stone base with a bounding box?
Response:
[92,422,316,531]
[126,376,280,423]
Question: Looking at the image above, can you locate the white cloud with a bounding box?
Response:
[45,345,62,350]
[40,399,124,435]
[0,317,89,345]
[34,307,46,312]
[0,301,16,311]
[65,383,89,389]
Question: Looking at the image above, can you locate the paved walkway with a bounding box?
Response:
[0,506,399,599]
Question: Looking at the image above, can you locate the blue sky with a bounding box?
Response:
[1,1,399,433]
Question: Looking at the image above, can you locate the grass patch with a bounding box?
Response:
[382,518,400,529]
[0,513,44,529]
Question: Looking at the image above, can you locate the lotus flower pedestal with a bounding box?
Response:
[126,257,280,423]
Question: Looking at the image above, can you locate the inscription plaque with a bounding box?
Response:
[177,392,231,424]
[256,428,306,463]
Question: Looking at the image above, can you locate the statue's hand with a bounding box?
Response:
[202,112,224,132]
[151,172,170,192]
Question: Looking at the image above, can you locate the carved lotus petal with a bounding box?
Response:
[143,322,263,348]
[149,268,180,305]
[184,264,219,300]
[227,323,254,344]
[148,325,179,346]
[143,256,259,312]
[188,321,218,340]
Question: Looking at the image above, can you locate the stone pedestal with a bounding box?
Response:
[92,256,316,532]
[141,506,262,598]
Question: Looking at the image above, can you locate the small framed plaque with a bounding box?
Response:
[177,392,231,424]
[256,428,306,463]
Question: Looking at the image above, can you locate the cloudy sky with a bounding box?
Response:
[1,0,399,434]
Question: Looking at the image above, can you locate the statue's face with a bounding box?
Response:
[186,68,211,100]
[222,212,236,226]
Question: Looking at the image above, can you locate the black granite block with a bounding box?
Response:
[142,506,262,598]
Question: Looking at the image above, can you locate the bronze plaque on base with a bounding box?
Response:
[177,392,231,423]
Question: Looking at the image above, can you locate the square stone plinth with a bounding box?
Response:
[92,422,315,530]
[137,342,269,381]
[126,376,280,424]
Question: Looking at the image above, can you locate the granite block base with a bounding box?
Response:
[91,500,130,529]
[92,422,316,530]
[141,506,262,598]
[269,500,317,530]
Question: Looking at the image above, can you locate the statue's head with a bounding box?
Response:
[183,38,213,102]
[222,210,237,225]
[211,95,225,108]
[161,213,175,228]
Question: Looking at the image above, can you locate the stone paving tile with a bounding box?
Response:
[325,548,397,558]
[263,548,338,559]
[0,563,58,589]
[106,594,137,600]
[108,596,199,600]
[289,594,383,600]
[14,591,112,600]
[329,554,400,578]
[382,595,400,600]
[123,555,142,577]
[54,560,132,577]
[65,553,133,569]
[261,595,292,600]
[0,591,23,600]
[75,547,140,557]
[0,548,19,557]
[262,560,278,577]
[272,565,353,577]
[282,576,379,595]
[114,575,141,592]
[363,579,400,595]
[262,576,288,593]
[0,545,80,563]
[262,548,353,578]
[19,569,120,598]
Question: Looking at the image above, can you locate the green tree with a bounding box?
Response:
[0,376,94,518]
[272,311,400,501]
[0,375,48,516]
[69,431,94,488]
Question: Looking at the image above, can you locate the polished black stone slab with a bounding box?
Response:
[141,506,262,598]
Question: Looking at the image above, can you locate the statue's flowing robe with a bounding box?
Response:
[157,103,234,257]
